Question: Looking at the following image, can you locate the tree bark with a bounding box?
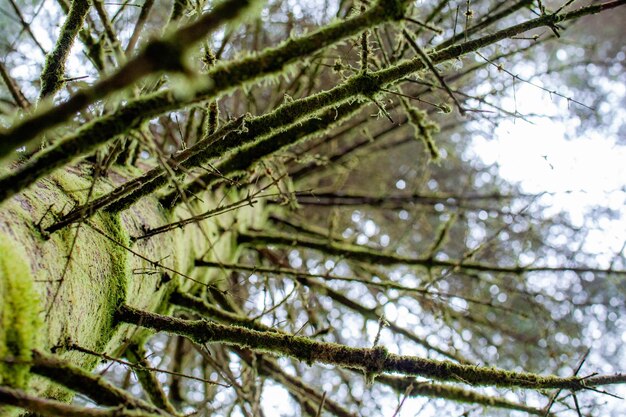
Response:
[0,163,261,408]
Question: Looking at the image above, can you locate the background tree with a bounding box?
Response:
[0,0,625,416]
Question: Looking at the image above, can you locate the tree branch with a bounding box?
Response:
[0,386,163,417]
[0,0,409,162]
[2,0,623,203]
[27,350,169,415]
[237,230,626,276]
[39,0,91,99]
[116,304,622,391]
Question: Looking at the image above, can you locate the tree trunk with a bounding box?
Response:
[0,163,261,409]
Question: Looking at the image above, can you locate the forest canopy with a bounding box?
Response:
[0,0,625,416]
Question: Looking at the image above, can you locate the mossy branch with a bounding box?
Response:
[162,101,366,207]
[237,230,626,276]
[28,350,169,415]
[0,0,409,162]
[44,118,247,233]
[13,0,258,152]
[47,97,363,229]
[0,55,382,208]
[116,304,608,391]
[399,96,440,161]
[125,344,179,415]
[2,0,623,203]
[39,0,91,99]
[376,375,549,416]
[172,293,359,416]
[198,256,467,363]
[0,386,164,417]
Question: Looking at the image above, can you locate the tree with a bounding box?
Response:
[0,0,625,416]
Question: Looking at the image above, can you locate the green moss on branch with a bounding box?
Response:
[400,97,440,161]
[164,101,366,206]
[0,0,408,165]
[124,344,178,415]
[48,93,363,221]
[376,375,548,415]
[0,386,165,417]
[116,304,588,390]
[39,0,91,99]
[30,350,166,415]
[3,1,618,202]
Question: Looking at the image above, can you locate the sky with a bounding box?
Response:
[467,79,626,417]
[471,81,626,267]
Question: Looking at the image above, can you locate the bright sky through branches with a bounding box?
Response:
[468,81,626,415]
[260,81,626,413]
[471,82,626,265]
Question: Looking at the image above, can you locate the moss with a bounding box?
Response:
[400,97,440,162]
[377,376,547,415]
[39,0,91,99]
[118,304,390,374]
[385,355,584,390]
[30,350,163,413]
[125,344,178,414]
[0,0,405,181]
[93,211,131,352]
[119,305,588,391]
[0,233,42,388]
[0,90,175,204]
[203,101,219,138]
[364,345,389,385]
[354,72,383,99]
[28,169,131,372]
[0,157,261,405]
[176,101,365,201]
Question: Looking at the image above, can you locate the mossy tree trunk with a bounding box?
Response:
[0,163,262,411]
